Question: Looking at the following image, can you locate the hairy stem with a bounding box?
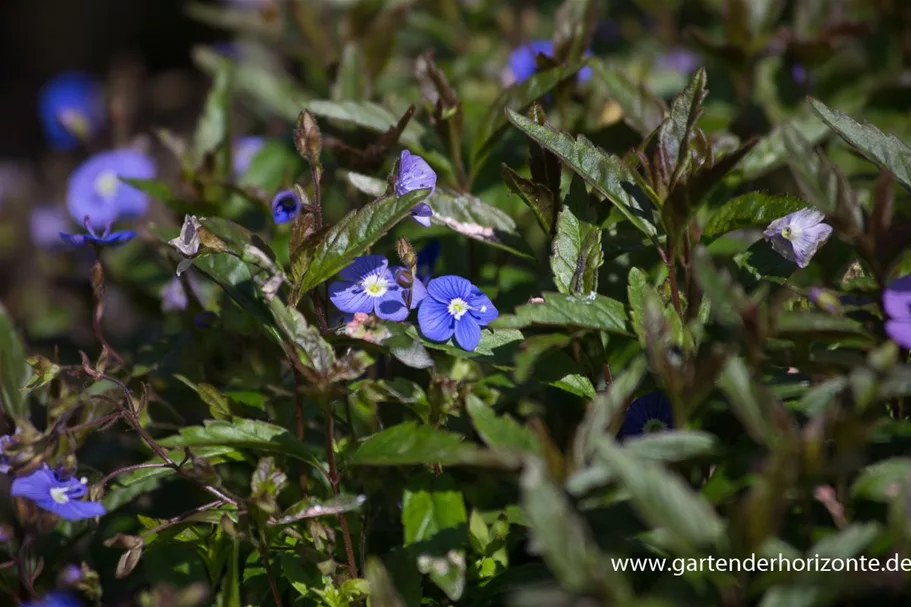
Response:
[90,258,124,365]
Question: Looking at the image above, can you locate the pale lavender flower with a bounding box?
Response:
[655,48,701,74]
[763,208,833,268]
[884,276,911,348]
[395,151,436,227]
[30,205,71,249]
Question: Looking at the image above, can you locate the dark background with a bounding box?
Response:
[0,0,222,159]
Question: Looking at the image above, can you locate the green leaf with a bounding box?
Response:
[809,98,911,192]
[307,100,424,148]
[193,46,308,122]
[519,458,628,599]
[740,112,828,179]
[810,522,880,559]
[198,383,233,420]
[550,174,603,295]
[776,311,873,342]
[160,419,320,466]
[194,61,233,174]
[351,422,474,466]
[365,558,406,607]
[428,188,534,259]
[291,188,430,297]
[506,108,658,238]
[783,124,855,216]
[493,292,629,335]
[466,395,541,455]
[219,535,241,607]
[513,333,573,383]
[702,193,806,240]
[236,140,303,193]
[589,59,666,136]
[272,494,367,526]
[332,42,369,101]
[0,303,29,422]
[594,438,724,551]
[410,326,525,365]
[347,172,533,258]
[851,458,911,502]
[473,62,585,166]
[657,67,707,184]
[502,164,557,235]
[717,357,783,447]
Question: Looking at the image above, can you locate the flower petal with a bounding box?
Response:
[408,277,427,309]
[37,497,106,521]
[454,316,481,352]
[101,230,136,247]
[395,151,437,198]
[59,232,89,247]
[884,276,911,321]
[789,222,832,268]
[427,275,473,304]
[374,290,410,322]
[328,281,374,314]
[271,189,301,224]
[468,292,498,325]
[11,466,55,501]
[339,255,388,283]
[417,299,454,342]
[886,319,911,348]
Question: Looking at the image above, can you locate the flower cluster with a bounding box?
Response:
[330,254,498,352]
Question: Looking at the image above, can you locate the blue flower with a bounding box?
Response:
[30,205,71,250]
[618,392,674,439]
[329,256,426,322]
[415,240,441,284]
[417,275,498,352]
[395,151,436,227]
[67,149,155,229]
[271,189,302,224]
[22,591,83,607]
[233,136,265,178]
[39,72,104,151]
[59,564,83,585]
[654,48,701,74]
[507,40,593,85]
[763,207,832,268]
[11,464,105,521]
[59,220,135,248]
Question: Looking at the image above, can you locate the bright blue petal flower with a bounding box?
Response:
[618,392,674,439]
[22,590,83,607]
[271,189,301,224]
[67,149,155,228]
[427,275,473,303]
[417,299,455,342]
[233,136,265,178]
[395,151,436,226]
[330,257,424,321]
[418,275,497,351]
[454,314,481,351]
[59,223,135,248]
[39,72,104,151]
[11,464,106,521]
[507,40,593,84]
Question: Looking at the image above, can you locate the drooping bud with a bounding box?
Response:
[396,237,417,269]
[395,268,414,290]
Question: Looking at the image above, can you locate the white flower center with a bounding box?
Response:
[448,298,469,320]
[362,274,388,298]
[94,171,120,200]
[50,487,70,504]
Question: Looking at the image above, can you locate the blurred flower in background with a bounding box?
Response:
[66,149,155,228]
[654,47,701,75]
[505,40,594,86]
[29,205,71,249]
[39,72,105,151]
[233,136,265,178]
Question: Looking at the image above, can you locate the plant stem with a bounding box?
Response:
[257,526,285,607]
[98,462,170,489]
[90,257,124,365]
[323,400,359,579]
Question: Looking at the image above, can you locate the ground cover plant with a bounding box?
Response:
[3,0,911,605]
